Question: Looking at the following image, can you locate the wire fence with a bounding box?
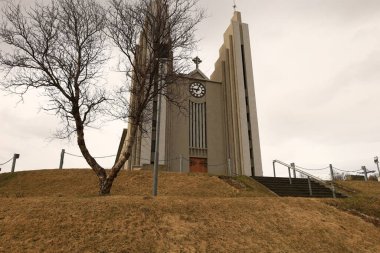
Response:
[0,157,13,166]
[0,154,20,173]
[274,160,379,182]
[295,165,330,171]
[2,149,380,181]
[0,157,13,173]
[60,150,232,174]
[65,152,116,159]
[332,167,363,173]
[60,151,380,180]
[65,152,183,162]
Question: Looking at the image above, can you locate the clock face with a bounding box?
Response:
[189,82,206,98]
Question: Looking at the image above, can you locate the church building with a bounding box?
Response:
[117,11,263,177]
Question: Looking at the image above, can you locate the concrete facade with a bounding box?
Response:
[118,11,263,176]
[210,11,263,176]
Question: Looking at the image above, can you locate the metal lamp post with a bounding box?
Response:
[152,57,168,197]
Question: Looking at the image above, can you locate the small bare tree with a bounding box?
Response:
[0,0,113,192]
[0,0,204,195]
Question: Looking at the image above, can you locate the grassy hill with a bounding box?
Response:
[0,170,379,253]
[327,180,380,225]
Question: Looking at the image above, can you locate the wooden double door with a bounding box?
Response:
[189,157,208,173]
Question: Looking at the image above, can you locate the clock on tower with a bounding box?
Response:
[189,82,206,98]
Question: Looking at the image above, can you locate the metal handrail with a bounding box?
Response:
[273,159,336,198]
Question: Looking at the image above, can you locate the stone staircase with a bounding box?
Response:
[252,176,346,198]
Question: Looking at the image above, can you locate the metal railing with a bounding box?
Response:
[273,160,336,198]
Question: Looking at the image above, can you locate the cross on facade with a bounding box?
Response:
[233,0,237,11]
[192,56,202,69]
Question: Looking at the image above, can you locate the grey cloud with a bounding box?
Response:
[0,106,57,140]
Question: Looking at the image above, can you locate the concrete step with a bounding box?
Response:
[252,176,346,198]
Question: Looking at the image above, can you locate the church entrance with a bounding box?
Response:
[189,157,208,173]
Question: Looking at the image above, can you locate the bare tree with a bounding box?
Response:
[106,0,204,182]
[0,0,111,192]
[107,0,204,122]
[0,0,204,195]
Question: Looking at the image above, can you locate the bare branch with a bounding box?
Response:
[105,0,205,192]
[0,0,110,187]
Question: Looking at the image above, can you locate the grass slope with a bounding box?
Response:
[0,170,379,253]
[0,170,269,198]
[326,180,380,225]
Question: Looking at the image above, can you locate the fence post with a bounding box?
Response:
[59,149,65,170]
[11,154,20,173]
[179,154,183,173]
[272,161,276,178]
[288,167,292,184]
[362,166,368,181]
[307,176,313,196]
[331,184,336,198]
[291,163,296,178]
[329,164,336,198]
[329,164,334,181]
[375,156,380,176]
[228,158,232,176]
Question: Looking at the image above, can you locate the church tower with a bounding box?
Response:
[211,11,263,176]
[117,11,263,177]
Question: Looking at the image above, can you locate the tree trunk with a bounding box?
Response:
[72,106,110,194]
[98,123,137,195]
[99,177,113,195]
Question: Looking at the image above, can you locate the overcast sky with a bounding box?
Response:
[1,0,380,178]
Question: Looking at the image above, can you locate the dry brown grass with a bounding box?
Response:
[0,170,379,253]
[337,180,380,196]
[326,180,380,224]
[0,170,258,198]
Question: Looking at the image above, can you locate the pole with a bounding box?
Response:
[375,157,380,175]
[291,163,296,178]
[59,149,65,169]
[179,154,183,173]
[153,59,164,197]
[362,166,368,181]
[228,158,232,176]
[307,176,313,196]
[11,154,20,173]
[272,161,276,178]
[331,184,336,199]
[329,164,336,198]
[288,167,292,184]
[329,164,334,181]
[329,164,336,199]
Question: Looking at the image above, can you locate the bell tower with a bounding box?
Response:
[211,11,263,176]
